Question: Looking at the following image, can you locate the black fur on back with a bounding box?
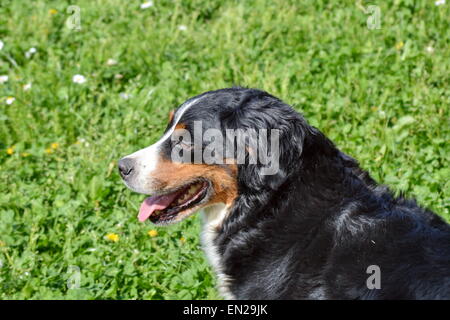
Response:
[183,87,450,299]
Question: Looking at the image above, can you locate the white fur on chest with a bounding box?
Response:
[201,204,235,300]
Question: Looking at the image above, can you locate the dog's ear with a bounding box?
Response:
[234,120,305,192]
[220,92,307,192]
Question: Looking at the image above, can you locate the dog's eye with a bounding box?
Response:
[176,139,193,150]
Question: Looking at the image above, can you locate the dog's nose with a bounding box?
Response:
[118,158,135,178]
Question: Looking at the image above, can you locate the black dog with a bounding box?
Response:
[119,87,450,299]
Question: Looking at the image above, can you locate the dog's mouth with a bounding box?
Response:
[138,180,210,225]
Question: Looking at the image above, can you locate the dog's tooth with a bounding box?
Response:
[173,184,202,207]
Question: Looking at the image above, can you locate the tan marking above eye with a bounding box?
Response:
[168,109,175,123]
[175,123,186,130]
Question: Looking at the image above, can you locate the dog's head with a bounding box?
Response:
[119,88,309,225]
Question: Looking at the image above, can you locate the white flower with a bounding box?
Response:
[25,47,37,58]
[435,0,445,5]
[114,74,123,79]
[0,75,8,84]
[23,83,32,91]
[178,25,187,31]
[119,92,131,100]
[426,46,434,53]
[77,138,89,147]
[0,40,4,51]
[140,1,153,9]
[76,137,90,147]
[72,74,86,84]
[106,58,118,66]
[6,97,15,105]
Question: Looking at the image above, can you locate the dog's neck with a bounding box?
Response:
[201,203,236,299]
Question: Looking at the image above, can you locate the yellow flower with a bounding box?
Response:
[6,147,14,155]
[21,152,30,157]
[49,9,58,15]
[148,229,158,237]
[105,233,119,242]
[180,236,186,243]
[0,240,5,247]
[45,148,53,154]
[395,41,404,50]
[51,142,59,150]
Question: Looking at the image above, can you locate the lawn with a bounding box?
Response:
[0,0,449,299]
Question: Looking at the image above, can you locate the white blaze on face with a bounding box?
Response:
[121,96,204,194]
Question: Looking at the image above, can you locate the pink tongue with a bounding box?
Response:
[138,191,182,222]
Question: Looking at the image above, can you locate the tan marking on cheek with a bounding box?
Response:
[175,123,186,130]
[204,164,238,206]
[150,159,238,207]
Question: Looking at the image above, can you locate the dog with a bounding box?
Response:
[118,87,450,299]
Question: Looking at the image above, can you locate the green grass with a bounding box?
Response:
[0,0,449,299]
